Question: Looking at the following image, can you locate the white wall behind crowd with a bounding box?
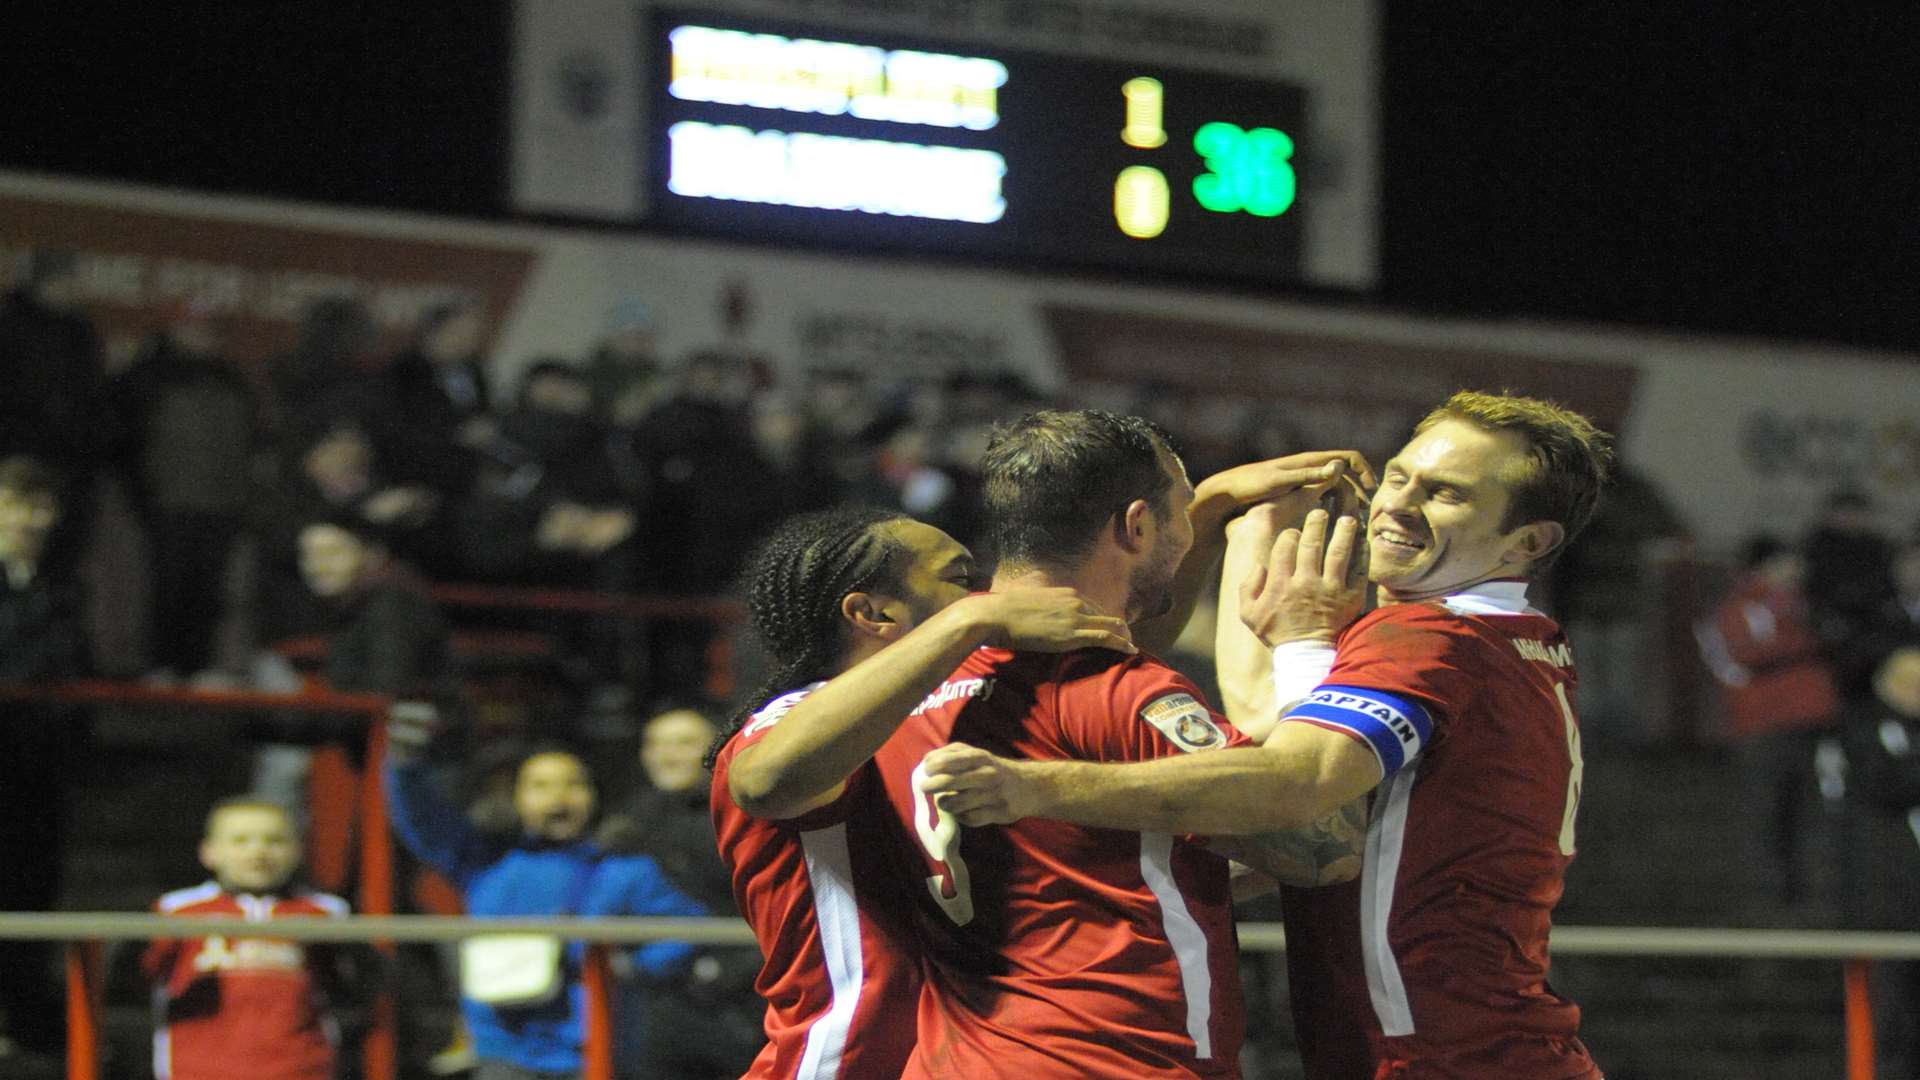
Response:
[3,170,1915,551]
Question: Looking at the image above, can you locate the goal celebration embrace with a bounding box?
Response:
[710,390,1614,1079]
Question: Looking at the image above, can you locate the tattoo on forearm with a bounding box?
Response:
[1242,795,1369,887]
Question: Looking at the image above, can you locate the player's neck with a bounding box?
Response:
[990,564,1132,625]
[1379,570,1531,606]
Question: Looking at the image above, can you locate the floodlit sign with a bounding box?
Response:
[668,121,1007,223]
[669,25,1006,131]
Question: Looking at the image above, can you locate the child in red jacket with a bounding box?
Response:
[143,798,349,1080]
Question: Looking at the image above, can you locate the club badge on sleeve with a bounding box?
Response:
[1140,693,1225,753]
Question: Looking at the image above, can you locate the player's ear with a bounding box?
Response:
[1115,499,1153,554]
[841,591,907,641]
[196,839,217,873]
[1505,520,1564,569]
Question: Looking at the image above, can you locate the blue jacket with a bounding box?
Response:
[385,761,704,1072]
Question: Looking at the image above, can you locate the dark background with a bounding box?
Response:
[3,2,1915,351]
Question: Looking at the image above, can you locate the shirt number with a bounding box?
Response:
[1554,681,1584,856]
[911,757,975,925]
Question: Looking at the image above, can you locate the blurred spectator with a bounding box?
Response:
[1838,645,1920,1080]
[254,424,443,644]
[143,798,355,1080]
[1696,536,1841,909]
[272,295,377,446]
[384,736,705,1080]
[0,250,105,582]
[108,300,262,679]
[0,249,105,485]
[299,516,450,700]
[1803,488,1897,699]
[1552,466,1691,742]
[599,704,761,1078]
[634,352,784,697]
[585,298,668,430]
[464,360,638,585]
[367,300,495,505]
[0,456,88,1066]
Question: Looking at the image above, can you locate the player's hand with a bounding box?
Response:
[1192,450,1377,532]
[1238,504,1368,647]
[915,742,1043,826]
[965,589,1136,655]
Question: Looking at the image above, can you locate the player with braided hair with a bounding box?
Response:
[710,504,1133,1079]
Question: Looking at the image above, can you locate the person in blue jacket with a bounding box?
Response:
[386,724,704,1080]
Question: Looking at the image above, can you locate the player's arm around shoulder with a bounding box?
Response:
[729,589,1133,820]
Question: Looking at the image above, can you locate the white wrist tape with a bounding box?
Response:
[1270,641,1337,711]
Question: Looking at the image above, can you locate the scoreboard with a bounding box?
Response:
[642,9,1310,286]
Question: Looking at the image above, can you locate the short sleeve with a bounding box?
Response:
[722,684,870,828]
[1280,608,1476,778]
[1051,654,1252,764]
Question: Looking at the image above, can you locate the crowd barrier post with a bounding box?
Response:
[1845,958,1875,1080]
[63,941,102,1080]
[583,944,617,1080]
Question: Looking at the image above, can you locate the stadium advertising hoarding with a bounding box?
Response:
[510,0,1379,291]
[3,170,1915,549]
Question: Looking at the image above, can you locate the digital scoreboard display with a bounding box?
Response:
[644,10,1309,286]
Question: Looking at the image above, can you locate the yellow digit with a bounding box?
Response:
[1114,165,1170,239]
[1121,77,1167,149]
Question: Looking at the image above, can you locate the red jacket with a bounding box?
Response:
[1699,574,1840,737]
[142,883,347,1080]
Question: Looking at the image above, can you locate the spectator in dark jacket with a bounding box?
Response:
[109,301,261,678]
[298,515,449,700]
[368,300,496,502]
[599,704,760,1079]
[1839,646,1920,1080]
[0,250,104,480]
[1804,489,1898,700]
[0,456,88,1066]
[0,250,105,574]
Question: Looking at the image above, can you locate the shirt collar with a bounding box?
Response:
[1440,579,1536,616]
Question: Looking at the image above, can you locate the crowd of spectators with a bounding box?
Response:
[5,243,1920,1076]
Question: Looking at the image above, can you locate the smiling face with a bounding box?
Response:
[1367,417,1554,602]
[200,804,301,895]
[514,752,596,842]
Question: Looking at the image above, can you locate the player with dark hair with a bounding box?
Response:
[925,391,1616,1079]
[708,504,1135,1079]
[829,409,1370,1079]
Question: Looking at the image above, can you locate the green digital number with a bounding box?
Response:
[1192,122,1296,217]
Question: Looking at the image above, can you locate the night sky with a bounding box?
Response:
[4,2,1915,352]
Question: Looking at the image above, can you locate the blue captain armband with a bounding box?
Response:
[1283,685,1434,778]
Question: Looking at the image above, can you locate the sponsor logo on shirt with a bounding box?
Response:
[910,677,995,716]
[1513,638,1574,667]
[1140,693,1226,752]
[743,686,818,737]
[192,935,305,973]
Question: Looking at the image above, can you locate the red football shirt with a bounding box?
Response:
[142,883,347,1080]
[711,685,926,1080]
[1277,581,1600,1079]
[870,647,1252,1080]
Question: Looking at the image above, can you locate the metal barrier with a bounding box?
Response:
[5,913,1919,1080]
